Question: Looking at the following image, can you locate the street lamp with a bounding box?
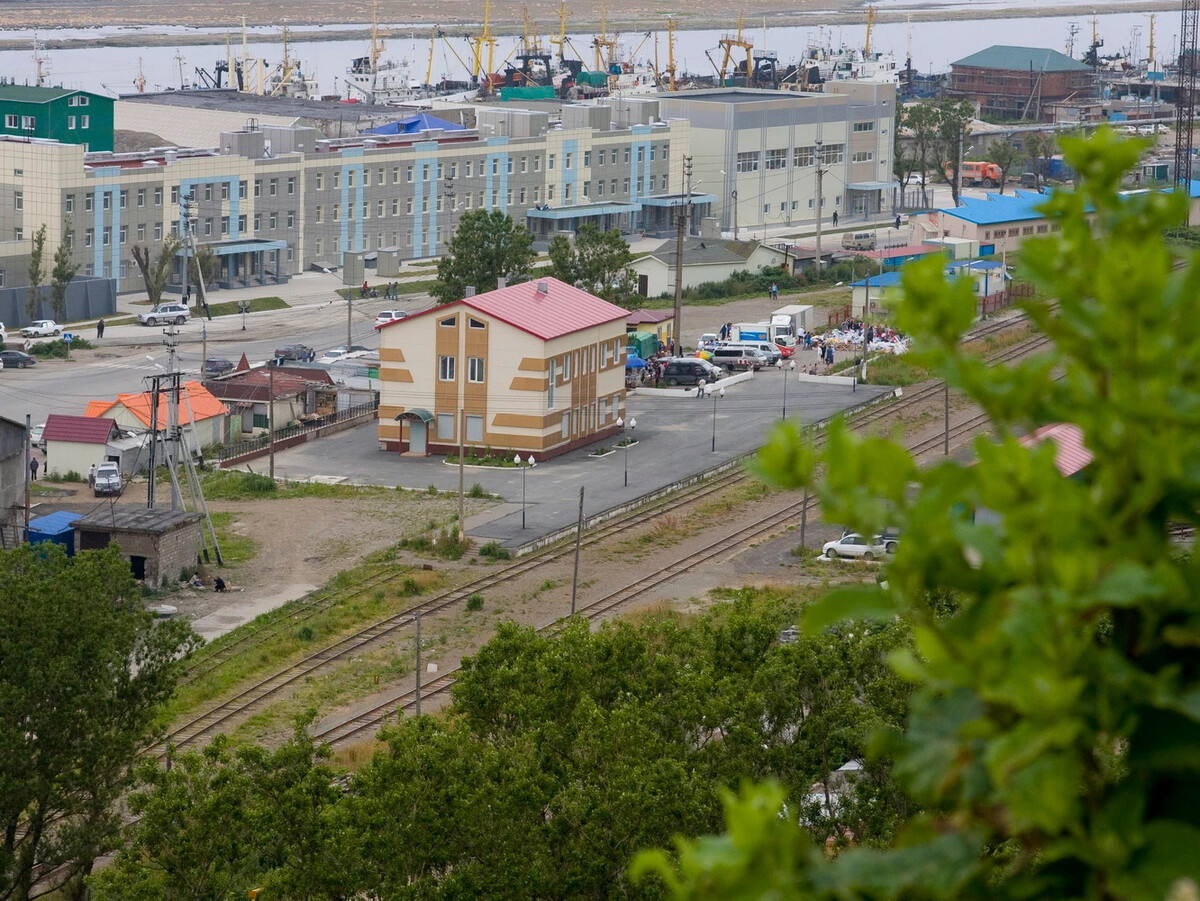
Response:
[617,416,637,486]
[781,359,796,419]
[711,385,725,452]
[444,178,456,246]
[515,453,535,528]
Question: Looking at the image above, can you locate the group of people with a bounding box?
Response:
[361,281,404,300]
[186,573,228,592]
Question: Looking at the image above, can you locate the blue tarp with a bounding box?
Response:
[626,355,649,369]
[367,113,466,136]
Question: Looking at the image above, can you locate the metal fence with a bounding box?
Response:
[214,398,379,465]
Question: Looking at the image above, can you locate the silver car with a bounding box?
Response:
[822,533,887,560]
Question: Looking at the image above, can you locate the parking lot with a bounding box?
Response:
[265,371,896,549]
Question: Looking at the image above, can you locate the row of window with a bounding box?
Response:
[3,115,36,130]
[757,194,844,214]
[983,223,1057,239]
[736,143,849,173]
[429,395,622,444]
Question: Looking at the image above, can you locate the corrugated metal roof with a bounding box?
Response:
[626,309,674,325]
[206,370,314,403]
[384,277,627,341]
[86,382,227,429]
[0,85,80,103]
[941,190,1051,225]
[1021,423,1093,477]
[951,45,1092,73]
[648,236,757,267]
[43,414,119,445]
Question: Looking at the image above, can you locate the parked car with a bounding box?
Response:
[30,423,45,450]
[721,340,782,365]
[93,461,123,498]
[1157,123,1170,134]
[842,527,899,554]
[21,320,60,338]
[375,310,408,327]
[822,533,888,560]
[710,346,768,372]
[274,343,314,362]
[661,358,726,387]
[203,357,235,376]
[0,350,36,369]
[319,345,373,363]
[138,303,190,326]
[697,333,720,351]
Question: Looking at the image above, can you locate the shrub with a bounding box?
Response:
[296,626,314,642]
[479,542,511,560]
[468,482,488,498]
[466,593,484,611]
[401,577,422,596]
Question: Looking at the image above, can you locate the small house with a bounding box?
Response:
[42,414,120,478]
[73,507,203,588]
[85,381,229,452]
[630,237,789,297]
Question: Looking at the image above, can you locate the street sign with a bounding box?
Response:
[62,333,73,343]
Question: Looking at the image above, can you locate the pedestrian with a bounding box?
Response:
[213,576,227,593]
[832,210,839,227]
[29,456,38,482]
[96,318,105,339]
[696,378,707,399]
[770,283,778,301]
[88,462,97,487]
[827,346,835,367]
[362,280,369,297]
[719,323,728,341]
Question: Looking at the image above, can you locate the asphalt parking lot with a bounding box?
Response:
[263,371,896,549]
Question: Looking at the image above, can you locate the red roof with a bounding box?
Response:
[85,381,227,429]
[205,369,315,403]
[626,309,674,326]
[381,277,628,341]
[43,414,119,445]
[1021,423,1093,477]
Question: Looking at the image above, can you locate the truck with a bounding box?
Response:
[729,322,770,344]
[946,160,1002,187]
[769,305,813,345]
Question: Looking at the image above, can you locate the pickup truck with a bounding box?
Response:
[21,320,61,338]
[93,462,123,498]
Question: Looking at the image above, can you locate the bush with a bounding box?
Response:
[201,470,278,499]
[466,593,484,611]
[468,483,488,498]
[401,577,422,596]
[46,469,82,483]
[479,542,511,560]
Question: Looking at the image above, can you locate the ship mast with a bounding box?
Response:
[865,5,875,56]
[718,14,753,85]
[469,0,498,83]
[548,2,568,63]
[594,0,616,71]
[32,35,50,87]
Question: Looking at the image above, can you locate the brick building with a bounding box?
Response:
[947,46,1095,122]
[73,507,203,588]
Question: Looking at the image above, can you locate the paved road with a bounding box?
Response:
[262,371,896,549]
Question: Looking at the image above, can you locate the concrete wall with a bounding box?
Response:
[0,275,116,329]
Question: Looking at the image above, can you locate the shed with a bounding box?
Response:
[626,331,659,360]
[42,414,120,478]
[73,507,203,588]
[28,511,82,555]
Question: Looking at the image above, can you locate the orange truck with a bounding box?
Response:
[946,160,1003,187]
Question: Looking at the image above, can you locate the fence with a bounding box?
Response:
[826,304,853,327]
[214,398,379,466]
[978,281,1034,318]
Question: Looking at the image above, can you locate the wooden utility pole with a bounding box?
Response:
[268,365,276,479]
[414,611,422,716]
[457,409,465,541]
[24,414,31,536]
[671,154,693,355]
[570,486,585,615]
[814,140,825,278]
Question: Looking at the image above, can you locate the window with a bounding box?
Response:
[85,228,93,247]
[440,316,457,327]
[506,158,513,174]
[851,150,874,162]
[3,115,15,128]
[548,154,555,170]
[584,150,591,166]
[464,161,473,178]
[565,152,573,169]
[564,184,572,201]
[333,204,340,222]
[736,151,759,173]
[852,121,876,132]
[392,166,400,184]
[315,172,324,190]
[820,144,845,165]
[13,228,20,241]
[287,177,295,195]
[548,360,556,407]
[347,169,355,187]
[406,196,414,215]
[204,184,213,201]
[449,162,457,178]
[65,194,73,213]
[102,193,111,211]
[533,156,540,172]
[315,205,324,223]
[624,148,630,163]
[170,186,178,205]
[597,149,605,165]
[520,156,527,173]
[763,203,770,213]
[468,357,485,382]
[220,216,229,236]
[238,214,246,232]
[466,415,484,443]
[154,223,162,240]
[204,219,212,236]
[13,191,21,210]
[766,149,787,170]
[286,211,295,228]
[610,179,617,195]
[391,198,399,215]
[119,225,127,244]
[333,172,341,189]
[86,193,94,211]
[563,353,572,381]
[239,180,247,198]
[562,412,570,438]
[439,355,456,381]
[154,187,162,206]
[406,165,414,182]
[437,413,455,440]
[622,178,629,193]
[254,213,261,232]
[598,181,605,196]
[636,147,644,163]
[254,179,262,197]
[422,165,430,182]
[21,116,35,130]
[469,317,485,329]
[136,188,145,207]
[505,189,512,207]
[377,200,384,217]
[102,226,111,246]
[269,212,278,229]
[78,95,89,106]
[67,115,76,130]
[269,178,278,196]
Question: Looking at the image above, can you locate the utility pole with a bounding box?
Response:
[163,324,179,373]
[147,375,161,508]
[268,365,276,479]
[671,154,692,356]
[347,289,353,352]
[414,611,422,716]
[814,140,826,279]
[731,189,739,241]
[457,408,465,541]
[570,486,585,615]
[201,322,207,370]
[24,414,31,537]
[181,193,193,307]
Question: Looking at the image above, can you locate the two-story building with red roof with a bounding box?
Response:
[377,277,628,459]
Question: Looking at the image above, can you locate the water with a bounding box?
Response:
[0,7,1174,100]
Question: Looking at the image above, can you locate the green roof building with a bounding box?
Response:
[948,45,1095,121]
[0,86,113,152]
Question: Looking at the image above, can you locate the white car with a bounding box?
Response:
[1157,123,1170,134]
[822,533,888,561]
[30,423,46,450]
[374,310,408,327]
[21,320,61,338]
[138,303,190,326]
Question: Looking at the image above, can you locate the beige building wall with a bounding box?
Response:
[45,440,107,478]
[115,101,300,151]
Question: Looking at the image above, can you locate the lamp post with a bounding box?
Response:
[514,453,534,528]
[710,385,725,452]
[782,359,795,419]
[617,416,637,486]
[444,178,456,247]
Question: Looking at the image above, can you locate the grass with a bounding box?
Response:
[201,470,413,502]
[336,280,439,300]
[205,296,289,317]
[208,511,257,565]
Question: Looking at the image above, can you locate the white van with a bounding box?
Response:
[721,340,782,364]
[841,231,876,251]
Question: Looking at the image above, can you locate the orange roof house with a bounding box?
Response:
[86,381,229,449]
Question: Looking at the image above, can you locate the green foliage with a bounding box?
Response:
[547,223,640,305]
[130,234,183,307]
[26,335,92,360]
[433,209,536,304]
[1025,130,1058,191]
[468,482,487,498]
[45,468,83,482]
[466,592,484,610]
[0,544,200,899]
[478,542,511,560]
[652,129,1200,899]
[201,470,278,498]
[987,138,1023,194]
[397,527,470,560]
[50,218,79,321]
[26,224,47,320]
[204,296,288,317]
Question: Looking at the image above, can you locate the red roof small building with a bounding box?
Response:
[377,277,629,459]
[1020,423,1093,478]
[42,415,121,479]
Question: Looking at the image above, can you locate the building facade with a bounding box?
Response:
[0,88,894,295]
[0,86,113,151]
[377,277,627,460]
[947,46,1094,122]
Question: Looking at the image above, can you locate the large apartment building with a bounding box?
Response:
[0,87,896,295]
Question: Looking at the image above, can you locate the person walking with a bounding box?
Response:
[29,455,38,482]
[88,462,97,488]
[832,210,839,228]
[96,318,105,339]
[696,378,707,400]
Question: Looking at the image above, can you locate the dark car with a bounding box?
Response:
[274,344,314,362]
[0,350,36,369]
[661,358,726,387]
[203,357,235,376]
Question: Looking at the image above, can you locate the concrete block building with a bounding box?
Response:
[377,277,627,459]
[74,508,203,587]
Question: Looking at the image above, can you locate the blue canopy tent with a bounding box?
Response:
[626,354,649,369]
[366,114,466,136]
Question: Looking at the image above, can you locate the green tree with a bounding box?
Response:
[901,101,942,207]
[987,138,1022,194]
[1024,130,1058,190]
[547,223,640,305]
[933,99,976,206]
[49,218,79,321]
[0,544,200,901]
[25,224,46,321]
[187,245,217,311]
[131,234,183,307]
[432,209,535,304]
[637,130,1200,901]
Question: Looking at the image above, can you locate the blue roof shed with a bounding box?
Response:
[27,511,82,555]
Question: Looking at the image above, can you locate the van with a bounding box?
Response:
[710,346,768,371]
[841,231,876,251]
[722,340,782,364]
[661,358,725,387]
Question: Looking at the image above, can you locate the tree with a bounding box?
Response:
[49,219,79,322]
[901,101,942,207]
[1024,130,1057,191]
[131,234,182,307]
[547,223,639,305]
[432,209,535,304]
[25,224,46,321]
[188,245,217,311]
[637,130,1200,900]
[987,138,1022,194]
[0,544,199,901]
[932,99,976,206]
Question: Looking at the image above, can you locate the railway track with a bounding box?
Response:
[166,321,1054,754]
